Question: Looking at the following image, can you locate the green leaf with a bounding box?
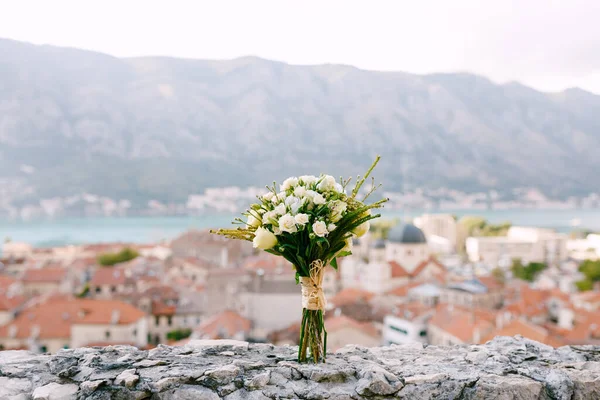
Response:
[330,258,338,269]
[295,272,300,284]
[337,251,352,257]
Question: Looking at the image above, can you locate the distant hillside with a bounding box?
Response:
[1,38,599,205]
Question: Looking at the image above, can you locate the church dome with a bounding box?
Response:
[387,223,426,244]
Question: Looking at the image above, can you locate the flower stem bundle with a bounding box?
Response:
[212,156,387,363]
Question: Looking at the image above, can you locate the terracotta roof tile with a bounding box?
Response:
[389,261,410,278]
[0,298,145,340]
[329,288,375,307]
[429,304,496,343]
[194,310,251,339]
[0,275,18,290]
[392,302,436,321]
[90,267,128,286]
[0,294,26,312]
[325,315,379,338]
[482,319,564,347]
[386,282,422,297]
[151,301,177,316]
[21,268,68,283]
[477,276,504,291]
[411,257,446,279]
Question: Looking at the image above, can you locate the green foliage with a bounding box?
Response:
[579,259,600,282]
[77,283,90,298]
[166,328,192,342]
[576,279,594,292]
[97,247,139,266]
[459,216,511,237]
[511,259,547,282]
[575,259,600,291]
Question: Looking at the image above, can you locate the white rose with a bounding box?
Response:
[312,221,329,237]
[277,192,287,201]
[262,211,276,225]
[285,196,300,206]
[273,227,282,235]
[290,198,305,215]
[279,214,298,233]
[317,175,336,192]
[262,192,274,201]
[304,190,316,199]
[300,175,317,186]
[312,193,326,205]
[274,203,287,216]
[334,183,344,193]
[294,186,307,197]
[281,177,299,191]
[353,221,370,237]
[327,223,337,232]
[295,213,309,225]
[247,214,261,228]
[253,227,278,250]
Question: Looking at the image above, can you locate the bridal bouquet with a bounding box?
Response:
[212,157,387,363]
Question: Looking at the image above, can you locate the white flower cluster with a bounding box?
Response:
[248,174,368,250]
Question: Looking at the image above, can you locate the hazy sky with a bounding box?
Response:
[2,0,600,94]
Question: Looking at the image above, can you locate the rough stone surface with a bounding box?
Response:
[1,337,600,399]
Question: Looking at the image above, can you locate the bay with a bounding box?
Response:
[1,209,599,248]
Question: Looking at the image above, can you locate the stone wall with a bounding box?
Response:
[1,336,599,399]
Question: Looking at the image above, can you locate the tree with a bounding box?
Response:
[166,328,192,342]
[576,279,594,292]
[511,259,547,282]
[576,259,600,291]
[97,247,139,266]
[579,260,600,282]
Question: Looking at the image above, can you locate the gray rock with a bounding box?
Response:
[0,377,32,398]
[114,368,139,388]
[157,385,219,400]
[245,371,271,390]
[355,364,403,396]
[1,337,600,399]
[224,389,271,400]
[32,383,78,400]
[79,380,105,396]
[544,369,574,400]
[466,374,544,399]
[133,359,168,368]
[201,363,241,387]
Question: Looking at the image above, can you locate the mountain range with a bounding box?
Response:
[1,38,600,206]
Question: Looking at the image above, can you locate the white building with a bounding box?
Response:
[341,224,442,294]
[383,303,435,345]
[466,226,567,267]
[567,233,600,261]
[414,214,458,251]
[1,242,32,261]
[239,271,301,340]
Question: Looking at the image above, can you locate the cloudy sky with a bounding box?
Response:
[2,0,599,94]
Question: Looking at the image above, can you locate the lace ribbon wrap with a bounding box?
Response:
[300,260,327,311]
